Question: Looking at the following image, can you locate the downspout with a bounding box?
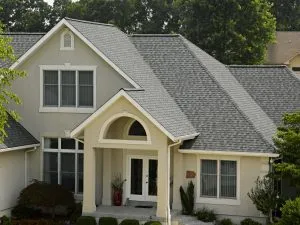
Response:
[25,147,38,187]
[167,140,182,225]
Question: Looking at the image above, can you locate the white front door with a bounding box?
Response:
[128,155,158,202]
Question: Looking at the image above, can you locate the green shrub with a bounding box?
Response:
[219,218,233,225]
[196,208,216,222]
[276,197,300,225]
[11,205,42,219]
[144,222,162,225]
[240,218,262,225]
[11,220,64,225]
[179,181,194,215]
[120,219,139,225]
[70,203,82,223]
[1,216,11,225]
[76,216,96,225]
[17,181,75,218]
[99,217,118,225]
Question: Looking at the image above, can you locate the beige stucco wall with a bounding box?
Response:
[0,150,26,215]
[172,152,269,223]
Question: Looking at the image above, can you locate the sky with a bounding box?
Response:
[45,0,54,5]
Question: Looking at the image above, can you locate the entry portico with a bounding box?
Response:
[71,90,178,220]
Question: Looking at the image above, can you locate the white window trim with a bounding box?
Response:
[60,29,74,51]
[42,137,84,195]
[39,64,97,113]
[196,155,241,205]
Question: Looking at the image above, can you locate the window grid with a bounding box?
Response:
[43,69,94,108]
[200,159,237,200]
[43,137,84,194]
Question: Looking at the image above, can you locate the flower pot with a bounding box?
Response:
[113,190,122,206]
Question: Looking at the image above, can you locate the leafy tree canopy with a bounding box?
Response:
[0,22,26,143]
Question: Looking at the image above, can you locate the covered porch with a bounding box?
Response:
[70,95,181,221]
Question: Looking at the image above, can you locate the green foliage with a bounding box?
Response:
[120,219,140,225]
[99,217,118,225]
[144,222,161,225]
[76,216,96,225]
[218,218,234,225]
[16,181,75,219]
[276,197,300,225]
[240,218,262,225]
[273,112,300,193]
[0,23,26,143]
[196,208,217,222]
[179,181,194,215]
[11,205,42,220]
[1,216,12,225]
[11,220,65,225]
[247,176,279,223]
[69,202,82,223]
[175,0,276,64]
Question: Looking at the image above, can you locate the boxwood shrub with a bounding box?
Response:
[76,216,97,225]
[144,221,162,225]
[196,208,216,222]
[99,217,118,225]
[219,218,234,225]
[240,218,262,225]
[120,219,139,225]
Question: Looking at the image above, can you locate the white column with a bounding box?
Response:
[102,149,112,205]
[172,150,183,210]
[156,148,169,218]
[82,143,96,213]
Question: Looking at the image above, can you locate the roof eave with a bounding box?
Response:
[0,143,40,153]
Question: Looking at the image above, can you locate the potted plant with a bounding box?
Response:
[111,174,126,206]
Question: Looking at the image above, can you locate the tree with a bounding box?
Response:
[175,0,276,64]
[248,176,279,223]
[0,23,26,143]
[273,112,300,193]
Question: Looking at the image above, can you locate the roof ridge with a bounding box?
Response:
[65,17,115,27]
[129,34,180,37]
[179,36,276,150]
[228,65,286,68]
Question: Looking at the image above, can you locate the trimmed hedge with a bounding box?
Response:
[144,222,162,225]
[196,208,217,222]
[240,218,262,225]
[99,217,118,225]
[11,220,64,225]
[219,218,234,225]
[120,219,139,225]
[76,216,97,225]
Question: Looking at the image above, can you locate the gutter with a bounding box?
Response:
[166,140,182,225]
[178,149,279,158]
[0,144,40,153]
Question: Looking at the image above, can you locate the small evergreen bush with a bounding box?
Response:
[144,222,162,225]
[120,219,139,225]
[99,217,118,225]
[240,218,262,225]
[11,205,42,219]
[219,218,234,225]
[0,216,11,225]
[196,208,216,222]
[76,216,96,225]
[179,181,194,215]
[276,197,300,225]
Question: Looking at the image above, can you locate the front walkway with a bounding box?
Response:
[84,205,165,222]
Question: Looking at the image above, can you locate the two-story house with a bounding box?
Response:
[1,18,300,224]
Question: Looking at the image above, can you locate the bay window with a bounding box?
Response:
[43,137,84,194]
[199,158,239,204]
[40,65,96,113]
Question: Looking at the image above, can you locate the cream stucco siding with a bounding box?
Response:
[0,150,26,216]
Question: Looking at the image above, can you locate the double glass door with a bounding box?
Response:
[129,156,158,202]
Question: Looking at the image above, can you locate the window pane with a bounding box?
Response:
[78,71,93,107]
[78,154,83,193]
[61,71,76,107]
[131,159,143,195]
[220,161,237,198]
[44,138,58,149]
[44,70,58,106]
[44,152,58,184]
[128,121,146,136]
[201,160,217,197]
[78,141,84,150]
[61,138,75,150]
[61,153,75,192]
[64,33,72,48]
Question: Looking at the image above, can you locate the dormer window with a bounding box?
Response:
[61,30,74,50]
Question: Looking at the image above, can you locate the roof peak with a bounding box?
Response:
[64,17,115,27]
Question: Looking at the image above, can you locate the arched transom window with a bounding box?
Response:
[61,30,74,50]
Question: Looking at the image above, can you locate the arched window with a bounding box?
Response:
[128,120,146,136]
[61,30,74,50]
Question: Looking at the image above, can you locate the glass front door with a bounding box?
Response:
[129,156,157,201]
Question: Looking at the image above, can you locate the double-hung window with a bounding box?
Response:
[41,65,96,113]
[199,158,239,204]
[43,137,84,194]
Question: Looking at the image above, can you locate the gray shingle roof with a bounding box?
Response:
[229,65,300,125]
[66,18,197,139]
[0,33,44,68]
[130,35,274,152]
[0,115,39,150]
